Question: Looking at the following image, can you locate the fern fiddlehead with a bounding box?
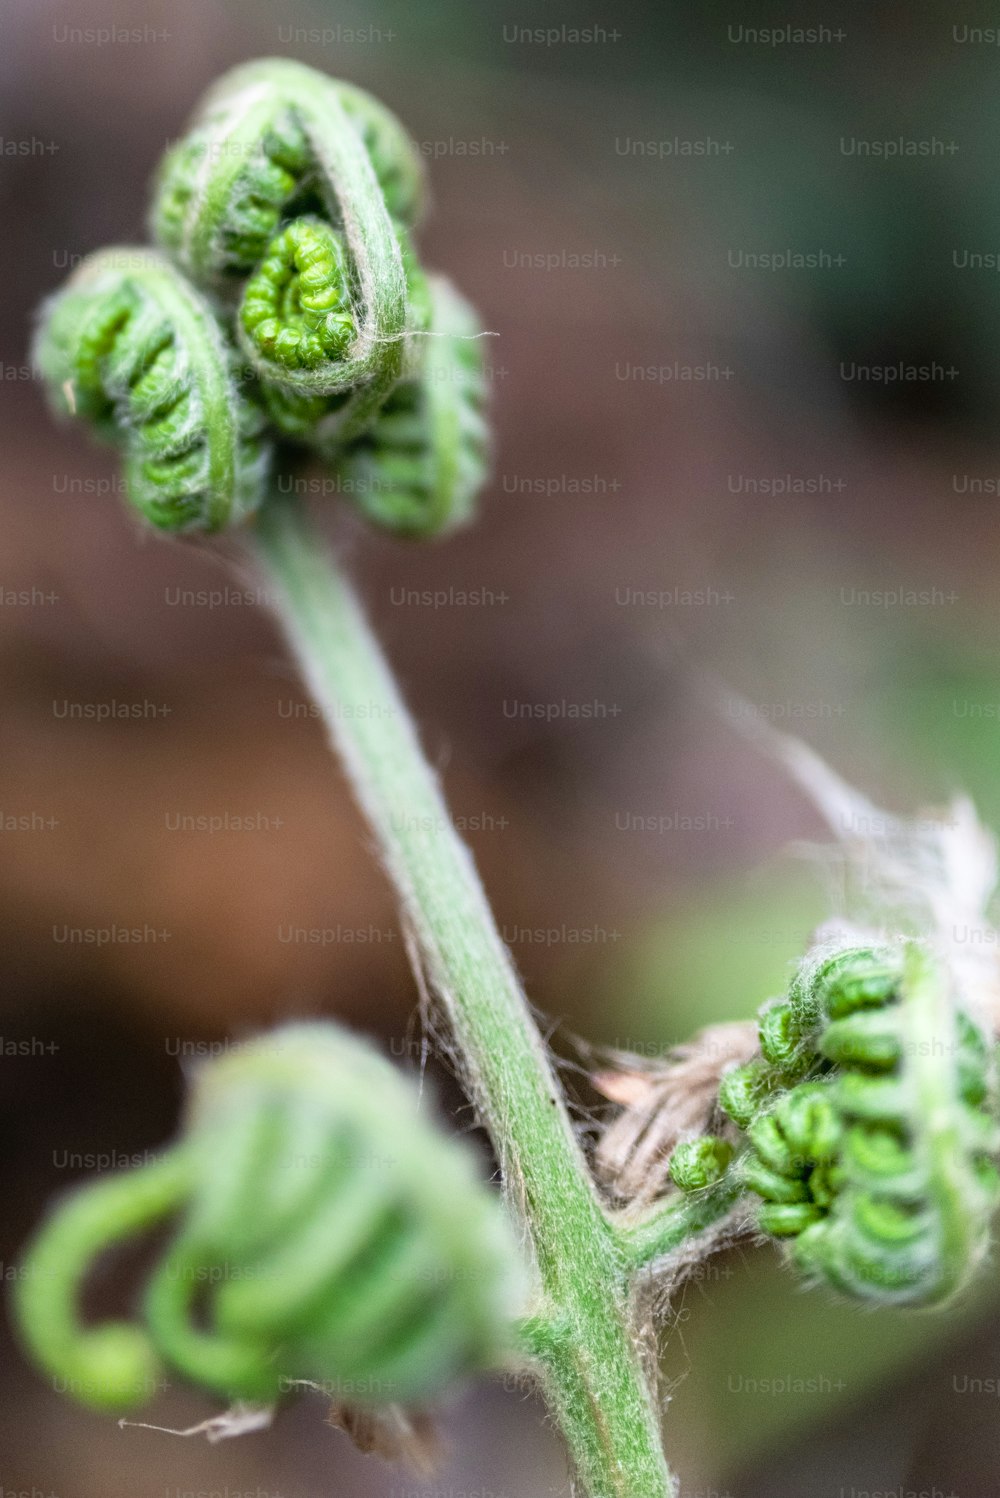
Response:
[150,58,423,445]
[240,216,357,373]
[37,57,489,539]
[152,60,425,283]
[14,1023,522,1413]
[34,248,271,533]
[673,939,1000,1305]
[329,275,491,537]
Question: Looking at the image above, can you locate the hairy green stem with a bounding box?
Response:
[251,492,674,1498]
[621,1175,746,1273]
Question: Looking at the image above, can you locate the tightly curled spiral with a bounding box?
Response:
[704,940,1000,1305]
[35,58,490,537]
[329,276,492,538]
[13,1023,523,1413]
[34,249,270,533]
[241,217,356,372]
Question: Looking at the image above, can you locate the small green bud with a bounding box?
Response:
[668,1137,733,1192]
[718,1058,773,1130]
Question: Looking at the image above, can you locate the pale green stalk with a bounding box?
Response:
[620,1176,745,1272]
[252,491,686,1498]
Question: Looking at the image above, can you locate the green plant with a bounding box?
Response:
[679,940,998,1304]
[16,1024,521,1414]
[15,58,1000,1498]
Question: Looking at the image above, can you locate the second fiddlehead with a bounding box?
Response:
[696,940,1000,1305]
[15,1024,523,1412]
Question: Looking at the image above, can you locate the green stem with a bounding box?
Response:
[620,1176,746,1272]
[251,492,673,1498]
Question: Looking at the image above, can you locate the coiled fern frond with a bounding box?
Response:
[683,940,1000,1305]
[36,57,490,537]
[14,1023,523,1413]
[152,60,425,282]
[328,276,491,538]
[34,248,271,532]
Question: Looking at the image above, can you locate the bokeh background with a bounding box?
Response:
[4,1,1000,1494]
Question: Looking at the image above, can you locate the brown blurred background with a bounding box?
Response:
[5,1,1000,1494]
